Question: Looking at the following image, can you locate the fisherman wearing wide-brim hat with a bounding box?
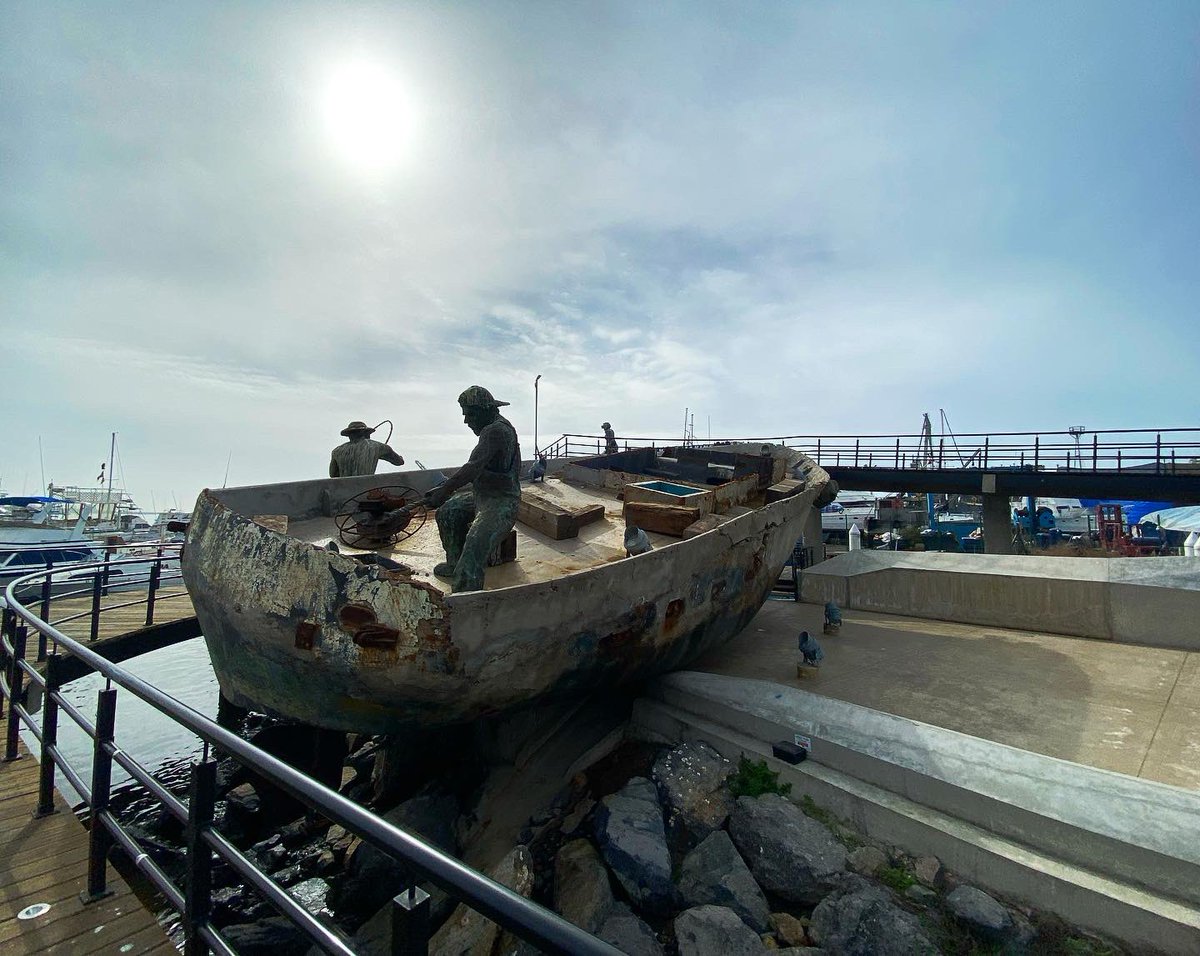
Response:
[329,420,405,478]
[380,385,521,593]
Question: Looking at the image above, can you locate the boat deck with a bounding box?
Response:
[694,600,1200,791]
[290,478,691,592]
[0,734,172,954]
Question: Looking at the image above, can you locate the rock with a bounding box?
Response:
[675,904,763,956]
[326,788,460,925]
[905,884,939,906]
[210,885,250,928]
[560,797,595,837]
[946,885,1014,944]
[290,877,329,914]
[225,783,264,839]
[728,794,847,904]
[774,950,823,955]
[678,831,770,933]
[809,879,940,954]
[593,777,674,915]
[272,864,302,887]
[914,854,943,887]
[768,912,808,947]
[598,902,664,956]
[553,839,614,933]
[847,845,887,877]
[266,844,290,869]
[223,916,309,955]
[652,741,735,848]
[429,847,534,956]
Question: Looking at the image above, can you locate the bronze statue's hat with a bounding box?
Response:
[340,420,375,436]
[458,385,510,408]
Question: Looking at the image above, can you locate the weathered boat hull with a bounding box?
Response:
[182,449,829,733]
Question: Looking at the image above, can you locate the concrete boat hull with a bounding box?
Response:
[181,447,829,733]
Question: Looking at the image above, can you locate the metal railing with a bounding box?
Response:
[0,558,618,956]
[544,426,1200,475]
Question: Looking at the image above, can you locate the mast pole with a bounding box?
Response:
[105,432,116,520]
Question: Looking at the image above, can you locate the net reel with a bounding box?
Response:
[334,486,428,550]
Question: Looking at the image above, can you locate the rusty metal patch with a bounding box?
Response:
[294,621,317,650]
[664,598,685,632]
[337,603,377,631]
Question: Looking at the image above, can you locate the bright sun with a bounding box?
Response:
[320,59,417,173]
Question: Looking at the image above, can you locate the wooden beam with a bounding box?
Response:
[622,501,701,537]
[518,491,604,540]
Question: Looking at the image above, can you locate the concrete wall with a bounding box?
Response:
[632,672,1200,954]
[800,551,1200,649]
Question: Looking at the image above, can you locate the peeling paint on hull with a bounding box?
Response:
[182,450,829,733]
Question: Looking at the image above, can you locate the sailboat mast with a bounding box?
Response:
[105,432,116,520]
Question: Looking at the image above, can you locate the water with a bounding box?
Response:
[27,638,221,802]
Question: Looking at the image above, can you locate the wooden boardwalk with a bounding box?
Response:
[0,731,173,954]
[32,588,195,646]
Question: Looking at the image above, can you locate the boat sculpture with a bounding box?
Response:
[181,443,834,733]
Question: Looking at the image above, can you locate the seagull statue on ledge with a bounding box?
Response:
[624,525,653,557]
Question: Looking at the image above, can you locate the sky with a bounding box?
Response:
[2,2,1198,512]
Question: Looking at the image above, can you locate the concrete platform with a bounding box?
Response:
[691,600,1200,791]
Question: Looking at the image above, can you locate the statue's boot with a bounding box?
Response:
[433,561,456,578]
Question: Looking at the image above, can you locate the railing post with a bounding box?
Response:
[391,883,431,956]
[983,436,989,469]
[854,439,860,467]
[185,758,217,956]
[816,439,821,464]
[40,561,53,631]
[82,687,117,902]
[1033,436,1039,470]
[1156,433,1162,475]
[36,654,64,817]
[938,438,944,469]
[1092,434,1098,471]
[894,438,900,468]
[146,558,161,627]
[1117,448,1122,473]
[90,572,103,643]
[5,623,28,762]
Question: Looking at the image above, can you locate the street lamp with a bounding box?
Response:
[534,374,542,455]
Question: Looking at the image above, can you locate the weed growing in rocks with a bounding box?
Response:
[728,756,792,798]
[878,864,916,892]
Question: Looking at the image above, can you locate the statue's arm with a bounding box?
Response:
[425,431,499,505]
[329,456,340,478]
[379,445,405,467]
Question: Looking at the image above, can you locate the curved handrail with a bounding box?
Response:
[1,558,619,956]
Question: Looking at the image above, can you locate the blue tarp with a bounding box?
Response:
[1078,499,1173,527]
[0,496,74,507]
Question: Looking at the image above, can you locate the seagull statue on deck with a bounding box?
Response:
[526,454,547,483]
[797,630,824,667]
[624,525,653,557]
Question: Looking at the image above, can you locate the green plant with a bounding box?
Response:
[800,794,835,827]
[877,865,915,892]
[729,756,792,799]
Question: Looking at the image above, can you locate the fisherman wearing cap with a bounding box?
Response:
[329,421,405,478]
[602,422,619,455]
[386,386,521,593]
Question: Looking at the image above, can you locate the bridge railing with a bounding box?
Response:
[0,560,619,956]
[544,427,1200,475]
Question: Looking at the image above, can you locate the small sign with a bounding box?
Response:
[793,733,812,752]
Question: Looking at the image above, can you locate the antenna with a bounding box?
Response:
[222,451,233,488]
[1068,425,1087,468]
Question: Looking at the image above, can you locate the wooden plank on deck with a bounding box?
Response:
[0,731,170,954]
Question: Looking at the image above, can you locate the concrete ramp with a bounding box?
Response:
[633,671,1200,954]
[800,551,1200,649]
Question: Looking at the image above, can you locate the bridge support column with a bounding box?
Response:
[982,493,1014,555]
